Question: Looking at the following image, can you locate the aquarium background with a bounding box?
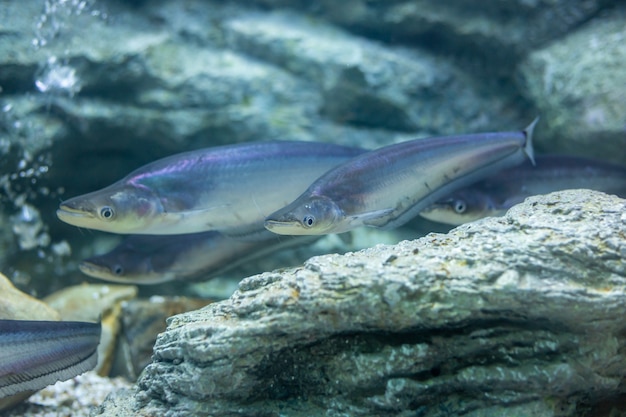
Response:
[0,0,624,298]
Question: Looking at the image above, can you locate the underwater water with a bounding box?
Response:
[1,0,626,416]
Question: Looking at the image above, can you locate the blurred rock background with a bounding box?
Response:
[0,0,624,297]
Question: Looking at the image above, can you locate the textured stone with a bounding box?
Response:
[518,6,626,166]
[110,297,213,381]
[237,0,610,75]
[223,10,522,134]
[93,190,626,417]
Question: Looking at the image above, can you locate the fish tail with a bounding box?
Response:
[523,117,539,166]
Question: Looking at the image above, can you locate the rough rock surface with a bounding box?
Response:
[242,0,611,75]
[222,10,519,135]
[518,6,626,165]
[93,190,626,417]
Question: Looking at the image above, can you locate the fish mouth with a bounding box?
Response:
[78,261,114,281]
[79,261,167,285]
[264,219,308,235]
[56,205,95,225]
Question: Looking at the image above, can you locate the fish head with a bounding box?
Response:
[79,258,130,283]
[79,246,169,284]
[57,184,165,234]
[419,190,498,225]
[264,195,344,235]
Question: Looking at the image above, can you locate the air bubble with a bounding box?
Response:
[51,240,71,257]
[35,60,82,97]
[10,204,51,250]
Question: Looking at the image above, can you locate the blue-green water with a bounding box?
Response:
[0,0,624,299]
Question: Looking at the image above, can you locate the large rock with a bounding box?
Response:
[237,0,611,75]
[93,190,626,417]
[223,10,523,134]
[518,5,626,166]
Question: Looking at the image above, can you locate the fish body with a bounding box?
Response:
[0,320,100,399]
[57,141,365,236]
[264,120,537,235]
[420,155,626,225]
[79,230,313,284]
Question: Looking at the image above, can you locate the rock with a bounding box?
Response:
[237,0,611,76]
[93,190,626,417]
[0,273,60,321]
[44,284,138,376]
[110,296,213,381]
[0,273,61,411]
[518,5,626,166]
[223,10,523,134]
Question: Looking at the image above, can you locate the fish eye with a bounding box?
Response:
[113,265,124,276]
[99,206,115,221]
[302,215,315,228]
[453,200,467,214]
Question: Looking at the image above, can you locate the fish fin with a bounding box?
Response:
[523,117,539,166]
[501,195,528,210]
[221,227,279,241]
[356,208,396,227]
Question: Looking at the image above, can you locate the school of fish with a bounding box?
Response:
[55,119,626,285]
[55,119,626,284]
[8,120,625,402]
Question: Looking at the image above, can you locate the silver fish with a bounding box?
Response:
[57,141,365,236]
[0,320,100,399]
[79,230,313,284]
[420,155,626,225]
[265,119,537,235]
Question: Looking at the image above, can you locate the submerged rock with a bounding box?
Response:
[110,296,213,381]
[518,5,626,166]
[0,273,60,321]
[241,0,611,73]
[44,284,138,376]
[93,190,626,417]
[223,10,522,134]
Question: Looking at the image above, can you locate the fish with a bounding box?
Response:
[264,119,538,235]
[0,320,100,399]
[419,155,626,225]
[79,230,314,284]
[57,141,366,236]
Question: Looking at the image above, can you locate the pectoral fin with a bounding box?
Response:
[354,208,396,227]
